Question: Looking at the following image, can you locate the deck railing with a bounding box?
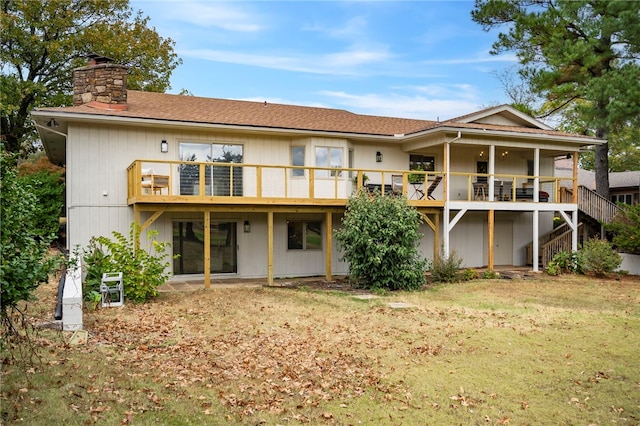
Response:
[127,160,576,206]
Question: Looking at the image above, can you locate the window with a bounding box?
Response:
[315,147,343,177]
[179,142,243,196]
[287,220,322,250]
[410,155,434,171]
[612,193,633,205]
[291,146,305,177]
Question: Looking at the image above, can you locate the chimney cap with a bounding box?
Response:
[87,53,114,64]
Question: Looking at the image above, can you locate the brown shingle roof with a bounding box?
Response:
[36,90,600,141]
[39,90,438,136]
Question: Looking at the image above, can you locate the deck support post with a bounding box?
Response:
[267,211,274,285]
[204,211,211,289]
[532,210,539,272]
[488,210,495,270]
[325,212,332,281]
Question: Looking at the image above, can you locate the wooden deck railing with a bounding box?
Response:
[127,160,577,206]
[527,222,584,268]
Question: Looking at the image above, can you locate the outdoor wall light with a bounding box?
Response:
[500,151,509,160]
[47,118,59,128]
[160,140,168,153]
[376,151,383,162]
[244,220,251,233]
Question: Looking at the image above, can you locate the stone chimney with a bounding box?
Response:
[72,54,128,110]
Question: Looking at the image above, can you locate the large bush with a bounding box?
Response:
[604,204,640,255]
[0,149,60,317]
[16,169,64,238]
[335,190,428,291]
[82,223,172,303]
[580,238,622,277]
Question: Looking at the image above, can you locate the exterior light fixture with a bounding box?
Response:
[160,140,168,153]
[376,151,383,162]
[47,118,59,128]
[501,151,509,159]
[243,220,251,233]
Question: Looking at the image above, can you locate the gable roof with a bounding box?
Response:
[448,104,553,131]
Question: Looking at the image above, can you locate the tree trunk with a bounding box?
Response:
[594,128,610,200]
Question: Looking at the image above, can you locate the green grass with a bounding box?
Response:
[2,274,639,425]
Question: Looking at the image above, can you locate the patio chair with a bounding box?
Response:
[426,175,442,200]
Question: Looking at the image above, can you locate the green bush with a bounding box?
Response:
[482,270,500,279]
[546,250,583,276]
[604,204,640,255]
[17,169,64,238]
[431,250,463,283]
[82,223,172,303]
[1,149,61,318]
[459,268,479,281]
[335,190,428,291]
[580,238,622,277]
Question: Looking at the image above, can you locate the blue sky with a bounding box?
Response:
[132,1,518,120]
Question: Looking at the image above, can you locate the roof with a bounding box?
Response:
[555,158,640,190]
[34,91,601,141]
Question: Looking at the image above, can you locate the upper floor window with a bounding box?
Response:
[315,147,343,178]
[410,155,434,171]
[291,146,305,177]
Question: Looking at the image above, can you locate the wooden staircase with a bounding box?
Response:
[528,186,621,268]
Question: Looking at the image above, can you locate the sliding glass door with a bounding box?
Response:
[173,221,238,274]
[179,143,243,196]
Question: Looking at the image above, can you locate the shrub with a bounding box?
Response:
[431,250,463,283]
[1,149,61,318]
[604,204,640,255]
[546,250,583,276]
[335,190,428,291]
[17,169,64,238]
[82,223,172,303]
[482,270,500,279]
[580,238,622,277]
[459,268,479,281]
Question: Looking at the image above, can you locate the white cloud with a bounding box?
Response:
[179,47,393,75]
[421,52,519,65]
[170,2,263,31]
[318,90,480,120]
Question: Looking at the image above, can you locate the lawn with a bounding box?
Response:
[2,273,639,425]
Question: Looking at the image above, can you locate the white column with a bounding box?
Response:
[533,148,540,202]
[443,142,450,258]
[533,210,539,272]
[488,145,495,200]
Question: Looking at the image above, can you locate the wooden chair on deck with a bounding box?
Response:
[426,175,442,200]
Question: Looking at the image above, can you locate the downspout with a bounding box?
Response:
[443,131,462,259]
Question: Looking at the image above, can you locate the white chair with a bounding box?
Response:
[100,272,124,307]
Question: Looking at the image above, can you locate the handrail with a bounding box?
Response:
[577,186,620,224]
[528,223,584,268]
[127,159,577,205]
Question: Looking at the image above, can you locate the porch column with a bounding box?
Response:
[325,212,332,281]
[534,148,540,202]
[572,154,579,203]
[572,210,578,252]
[488,210,495,270]
[532,210,539,272]
[133,205,141,251]
[267,211,274,285]
[488,145,495,200]
[204,211,211,289]
[443,142,450,258]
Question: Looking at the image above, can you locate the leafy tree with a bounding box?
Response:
[605,204,640,255]
[472,0,640,199]
[0,148,60,322]
[0,0,182,157]
[335,190,428,291]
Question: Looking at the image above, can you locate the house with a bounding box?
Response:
[556,158,640,206]
[32,59,605,330]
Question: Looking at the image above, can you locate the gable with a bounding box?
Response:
[450,104,553,131]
